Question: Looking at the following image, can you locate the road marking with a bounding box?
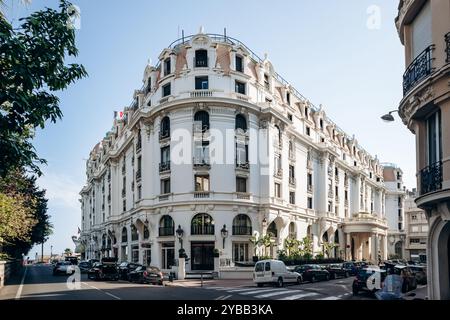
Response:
[240,288,284,295]
[277,292,319,300]
[227,287,268,293]
[15,266,28,300]
[319,296,340,300]
[215,294,232,300]
[81,282,121,300]
[255,290,302,298]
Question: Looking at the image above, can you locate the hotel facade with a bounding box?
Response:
[79,31,400,276]
[395,0,450,299]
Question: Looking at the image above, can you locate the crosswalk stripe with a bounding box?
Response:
[226,287,266,293]
[277,292,319,300]
[240,288,285,295]
[255,290,302,298]
[319,296,340,300]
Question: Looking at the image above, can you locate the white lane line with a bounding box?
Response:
[215,294,232,300]
[215,295,225,300]
[319,296,340,300]
[227,287,268,293]
[15,266,28,300]
[277,292,319,300]
[255,290,302,298]
[240,288,285,295]
[221,295,232,300]
[81,282,121,300]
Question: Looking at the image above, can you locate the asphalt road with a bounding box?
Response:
[0,264,372,300]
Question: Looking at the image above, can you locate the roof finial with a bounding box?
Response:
[199,26,205,34]
[147,58,152,66]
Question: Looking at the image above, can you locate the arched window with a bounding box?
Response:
[143,225,150,239]
[160,116,170,139]
[191,213,214,235]
[194,111,209,132]
[322,232,329,243]
[306,225,312,239]
[131,225,138,242]
[232,214,252,235]
[102,234,107,248]
[289,141,294,158]
[159,215,174,236]
[195,49,208,67]
[235,114,247,132]
[289,222,296,239]
[121,227,128,243]
[267,222,277,238]
[274,125,281,146]
[334,230,339,244]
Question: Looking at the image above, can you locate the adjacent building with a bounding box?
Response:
[80,31,402,276]
[404,189,427,263]
[395,0,450,299]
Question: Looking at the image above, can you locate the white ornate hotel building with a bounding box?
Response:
[79,31,402,274]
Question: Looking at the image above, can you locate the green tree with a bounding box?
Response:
[64,248,72,257]
[0,0,87,177]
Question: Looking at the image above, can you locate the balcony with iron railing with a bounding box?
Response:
[193,157,211,169]
[274,168,283,178]
[403,45,434,95]
[121,189,126,198]
[136,139,142,152]
[136,169,141,181]
[232,226,252,236]
[191,224,214,235]
[194,191,210,198]
[159,161,171,173]
[446,32,450,63]
[420,161,442,195]
[307,184,313,193]
[194,57,209,68]
[236,162,249,170]
[289,177,296,186]
[159,226,174,237]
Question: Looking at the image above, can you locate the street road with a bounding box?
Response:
[0,264,375,300]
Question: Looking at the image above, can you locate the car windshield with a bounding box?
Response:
[119,262,128,267]
[135,266,143,271]
[147,267,160,272]
[255,263,264,272]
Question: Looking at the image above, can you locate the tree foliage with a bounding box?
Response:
[0,0,87,177]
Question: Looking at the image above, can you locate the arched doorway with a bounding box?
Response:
[267,222,278,258]
[334,230,340,259]
[394,241,403,259]
[191,213,215,271]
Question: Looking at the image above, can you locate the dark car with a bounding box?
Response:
[65,256,79,265]
[118,262,142,280]
[78,261,91,273]
[392,265,417,292]
[324,263,350,279]
[352,266,387,295]
[88,258,119,281]
[128,266,164,285]
[342,261,368,276]
[294,264,330,282]
[408,265,427,285]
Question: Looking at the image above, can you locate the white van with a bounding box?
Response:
[253,259,302,287]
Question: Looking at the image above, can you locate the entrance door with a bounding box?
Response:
[191,242,214,270]
[161,242,175,269]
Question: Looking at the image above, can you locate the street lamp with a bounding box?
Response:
[380,110,398,122]
[176,225,184,249]
[50,245,53,260]
[221,224,229,249]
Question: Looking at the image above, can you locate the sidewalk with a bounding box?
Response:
[403,284,428,300]
[165,278,254,288]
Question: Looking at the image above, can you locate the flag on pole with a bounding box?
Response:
[114,111,124,120]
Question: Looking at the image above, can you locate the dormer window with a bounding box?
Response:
[164,58,171,76]
[264,74,270,91]
[305,106,309,120]
[235,55,243,72]
[145,76,152,94]
[286,92,291,105]
[319,119,323,130]
[195,49,208,67]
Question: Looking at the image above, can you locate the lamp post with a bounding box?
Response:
[176,225,184,249]
[50,245,53,261]
[380,110,399,122]
[220,224,228,249]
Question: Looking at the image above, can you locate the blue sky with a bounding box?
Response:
[6,0,413,257]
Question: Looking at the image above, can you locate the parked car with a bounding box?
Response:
[253,259,302,287]
[294,264,330,282]
[88,258,119,281]
[408,265,427,285]
[118,262,142,280]
[393,265,417,292]
[53,261,75,275]
[65,256,79,265]
[324,263,350,279]
[127,266,164,285]
[78,261,91,273]
[342,261,368,276]
[352,266,387,295]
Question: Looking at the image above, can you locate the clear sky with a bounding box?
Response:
[6,0,414,258]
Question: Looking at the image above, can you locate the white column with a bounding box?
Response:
[346,233,351,260]
[371,234,377,264]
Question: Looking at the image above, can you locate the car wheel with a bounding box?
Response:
[297,276,302,285]
[345,272,349,278]
[257,283,263,288]
[311,275,316,283]
[277,277,284,288]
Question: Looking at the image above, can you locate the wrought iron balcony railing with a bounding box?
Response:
[420,161,442,195]
[289,177,296,186]
[159,130,170,140]
[236,162,249,170]
[159,226,174,236]
[136,169,142,181]
[193,157,210,168]
[121,189,126,197]
[159,161,171,172]
[307,184,313,193]
[232,226,252,236]
[446,32,450,63]
[191,224,214,235]
[194,191,210,198]
[403,45,434,95]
